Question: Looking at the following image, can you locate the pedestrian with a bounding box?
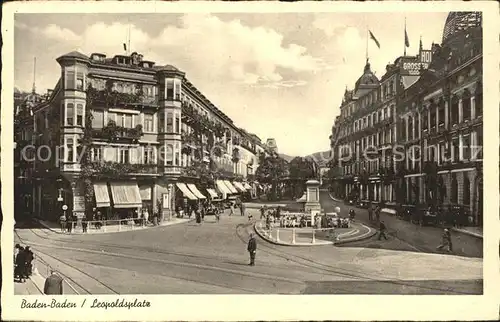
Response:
[44,270,63,295]
[15,246,26,283]
[437,228,453,252]
[195,209,202,225]
[24,246,34,277]
[144,208,149,225]
[378,220,388,240]
[240,202,246,217]
[59,214,66,233]
[229,202,235,216]
[247,233,257,266]
[66,215,73,234]
[82,216,88,233]
[259,206,265,219]
[368,202,373,221]
[375,205,381,222]
[215,208,220,223]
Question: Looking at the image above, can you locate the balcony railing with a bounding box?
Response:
[163,165,183,175]
[92,122,143,142]
[88,88,157,107]
[87,161,158,176]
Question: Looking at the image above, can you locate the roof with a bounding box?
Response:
[442,12,482,44]
[354,59,380,93]
[57,51,89,61]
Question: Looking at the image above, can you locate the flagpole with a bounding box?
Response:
[366,26,369,61]
[404,17,407,56]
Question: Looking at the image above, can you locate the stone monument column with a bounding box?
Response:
[305,179,322,213]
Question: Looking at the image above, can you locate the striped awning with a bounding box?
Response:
[93,183,110,208]
[176,183,197,200]
[187,184,206,199]
[216,180,232,195]
[223,180,239,194]
[206,189,219,199]
[243,182,252,190]
[110,182,142,208]
[232,181,246,192]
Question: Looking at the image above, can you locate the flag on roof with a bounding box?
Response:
[369,30,380,48]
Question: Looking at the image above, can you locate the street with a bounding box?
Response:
[319,191,483,258]
[15,203,482,295]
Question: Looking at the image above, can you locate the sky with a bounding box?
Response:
[14,12,448,156]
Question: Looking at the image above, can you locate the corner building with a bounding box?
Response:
[330,12,482,226]
[16,51,267,221]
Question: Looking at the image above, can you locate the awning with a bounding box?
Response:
[93,183,110,208]
[232,181,246,193]
[243,182,252,190]
[176,183,198,200]
[187,184,206,199]
[223,180,239,194]
[216,180,232,195]
[110,182,142,208]
[206,189,219,198]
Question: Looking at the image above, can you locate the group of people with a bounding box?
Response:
[14,244,34,283]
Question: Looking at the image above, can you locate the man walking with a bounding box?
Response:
[437,228,452,252]
[247,233,257,266]
[378,220,388,240]
[368,201,373,221]
[44,270,63,295]
[240,202,245,217]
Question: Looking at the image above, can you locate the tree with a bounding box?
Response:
[255,153,287,201]
[287,157,316,198]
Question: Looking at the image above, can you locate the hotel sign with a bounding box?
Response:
[401,50,432,76]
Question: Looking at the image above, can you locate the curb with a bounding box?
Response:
[451,227,483,239]
[253,222,333,247]
[327,193,344,203]
[35,218,194,236]
[253,221,376,247]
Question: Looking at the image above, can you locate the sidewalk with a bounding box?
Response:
[327,193,483,239]
[36,217,192,235]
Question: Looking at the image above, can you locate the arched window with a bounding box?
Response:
[463,174,470,205]
[451,173,458,203]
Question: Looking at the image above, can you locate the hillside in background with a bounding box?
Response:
[278,153,295,163]
[304,150,333,167]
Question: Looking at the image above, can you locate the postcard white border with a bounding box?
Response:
[2,1,499,321]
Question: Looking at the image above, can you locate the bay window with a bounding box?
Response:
[158,112,165,133]
[176,114,181,134]
[76,71,84,90]
[65,70,76,89]
[76,104,84,126]
[166,80,174,100]
[166,144,174,165]
[166,112,174,133]
[66,103,74,125]
[65,137,74,162]
[175,82,181,101]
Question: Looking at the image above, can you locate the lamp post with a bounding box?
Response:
[167,183,173,222]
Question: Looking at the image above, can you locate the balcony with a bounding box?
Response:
[88,88,157,107]
[85,161,158,177]
[163,165,183,175]
[92,121,143,142]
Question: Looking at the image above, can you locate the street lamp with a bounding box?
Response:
[167,183,173,221]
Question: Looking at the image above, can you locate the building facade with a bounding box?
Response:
[330,12,482,225]
[14,51,269,221]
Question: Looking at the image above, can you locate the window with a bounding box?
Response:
[462,134,471,161]
[91,147,102,161]
[462,92,471,122]
[66,103,74,125]
[422,112,428,131]
[65,70,75,89]
[408,117,413,140]
[451,96,459,125]
[176,114,181,134]
[166,144,173,165]
[175,83,181,101]
[463,175,471,205]
[92,110,104,128]
[76,72,84,90]
[430,110,436,131]
[476,129,483,159]
[66,138,74,162]
[107,112,116,124]
[175,143,180,165]
[166,113,174,133]
[158,113,165,132]
[124,114,132,128]
[76,104,84,126]
[452,137,459,163]
[166,80,174,100]
[144,147,154,164]
[144,114,154,132]
[438,103,445,126]
[119,149,130,163]
[476,87,483,117]
[450,173,458,203]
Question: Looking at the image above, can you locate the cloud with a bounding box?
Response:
[18,14,326,89]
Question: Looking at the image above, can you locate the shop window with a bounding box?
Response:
[76,104,84,126]
[166,113,174,133]
[451,173,458,204]
[66,103,74,126]
[92,110,104,128]
[463,175,471,205]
